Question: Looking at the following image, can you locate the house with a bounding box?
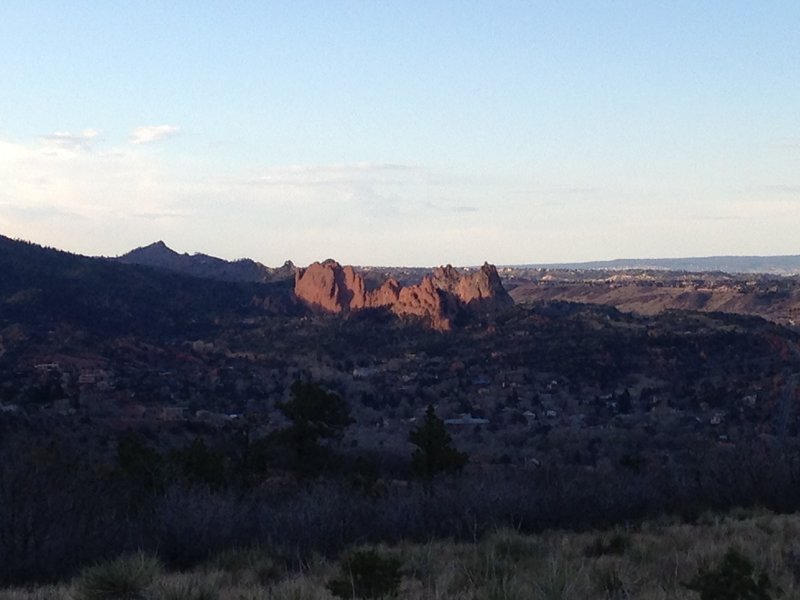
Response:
[445,414,490,426]
[190,340,214,353]
[472,375,491,387]
[352,366,379,379]
[742,394,757,407]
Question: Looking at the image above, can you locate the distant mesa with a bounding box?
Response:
[294,260,513,330]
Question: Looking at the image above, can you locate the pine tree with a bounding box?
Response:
[277,381,353,469]
[409,404,468,486]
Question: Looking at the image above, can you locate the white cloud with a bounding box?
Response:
[39,129,101,151]
[0,134,193,256]
[129,125,180,145]
[8,129,798,266]
[763,184,800,195]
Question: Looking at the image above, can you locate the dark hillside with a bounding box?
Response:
[0,235,298,339]
[117,241,295,283]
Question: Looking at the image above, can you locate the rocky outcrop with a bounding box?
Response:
[292,260,351,313]
[294,261,513,330]
[431,263,513,310]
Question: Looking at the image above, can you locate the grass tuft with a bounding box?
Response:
[327,549,403,599]
[155,576,219,600]
[73,552,161,600]
[207,547,282,586]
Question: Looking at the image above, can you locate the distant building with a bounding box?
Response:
[445,414,490,426]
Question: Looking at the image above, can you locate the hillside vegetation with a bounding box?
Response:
[3,509,800,599]
[4,235,800,598]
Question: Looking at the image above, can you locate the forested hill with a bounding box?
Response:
[0,235,297,338]
[116,240,295,283]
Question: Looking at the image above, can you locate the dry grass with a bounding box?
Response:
[4,509,800,599]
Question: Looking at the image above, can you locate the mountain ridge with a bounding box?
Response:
[517,254,800,275]
[117,241,295,283]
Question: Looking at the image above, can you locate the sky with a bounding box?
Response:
[0,1,798,267]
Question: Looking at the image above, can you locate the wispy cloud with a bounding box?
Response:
[763,184,800,195]
[546,186,602,196]
[228,162,487,224]
[421,199,480,214]
[40,129,101,151]
[249,163,418,186]
[129,209,191,220]
[686,214,746,222]
[129,125,180,145]
[0,135,186,222]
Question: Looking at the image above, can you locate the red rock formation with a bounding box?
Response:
[293,260,352,313]
[367,278,402,308]
[294,260,513,330]
[452,263,514,308]
[395,276,453,330]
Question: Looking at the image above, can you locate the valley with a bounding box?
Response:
[2,234,800,588]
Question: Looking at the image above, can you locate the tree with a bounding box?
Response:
[409,404,468,486]
[617,388,632,414]
[171,437,226,489]
[277,381,353,468]
[116,433,165,495]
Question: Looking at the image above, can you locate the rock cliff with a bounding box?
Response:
[294,261,513,330]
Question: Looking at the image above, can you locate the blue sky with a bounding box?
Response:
[1,1,798,266]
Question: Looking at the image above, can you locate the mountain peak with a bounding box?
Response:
[116,242,293,283]
[125,240,178,257]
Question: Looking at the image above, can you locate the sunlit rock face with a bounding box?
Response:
[294,261,513,330]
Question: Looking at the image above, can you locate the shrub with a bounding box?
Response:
[487,528,540,563]
[533,555,585,600]
[592,565,627,599]
[684,548,772,600]
[207,547,282,585]
[155,577,219,600]
[327,549,403,599]
[583,533,630,557]
[74,552,161,600]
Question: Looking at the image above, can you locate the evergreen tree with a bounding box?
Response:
[171,437,226,489]
[116,433,166,495]
[277,381,353,469]
[409,404,468,486]
[617,388,632,414]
